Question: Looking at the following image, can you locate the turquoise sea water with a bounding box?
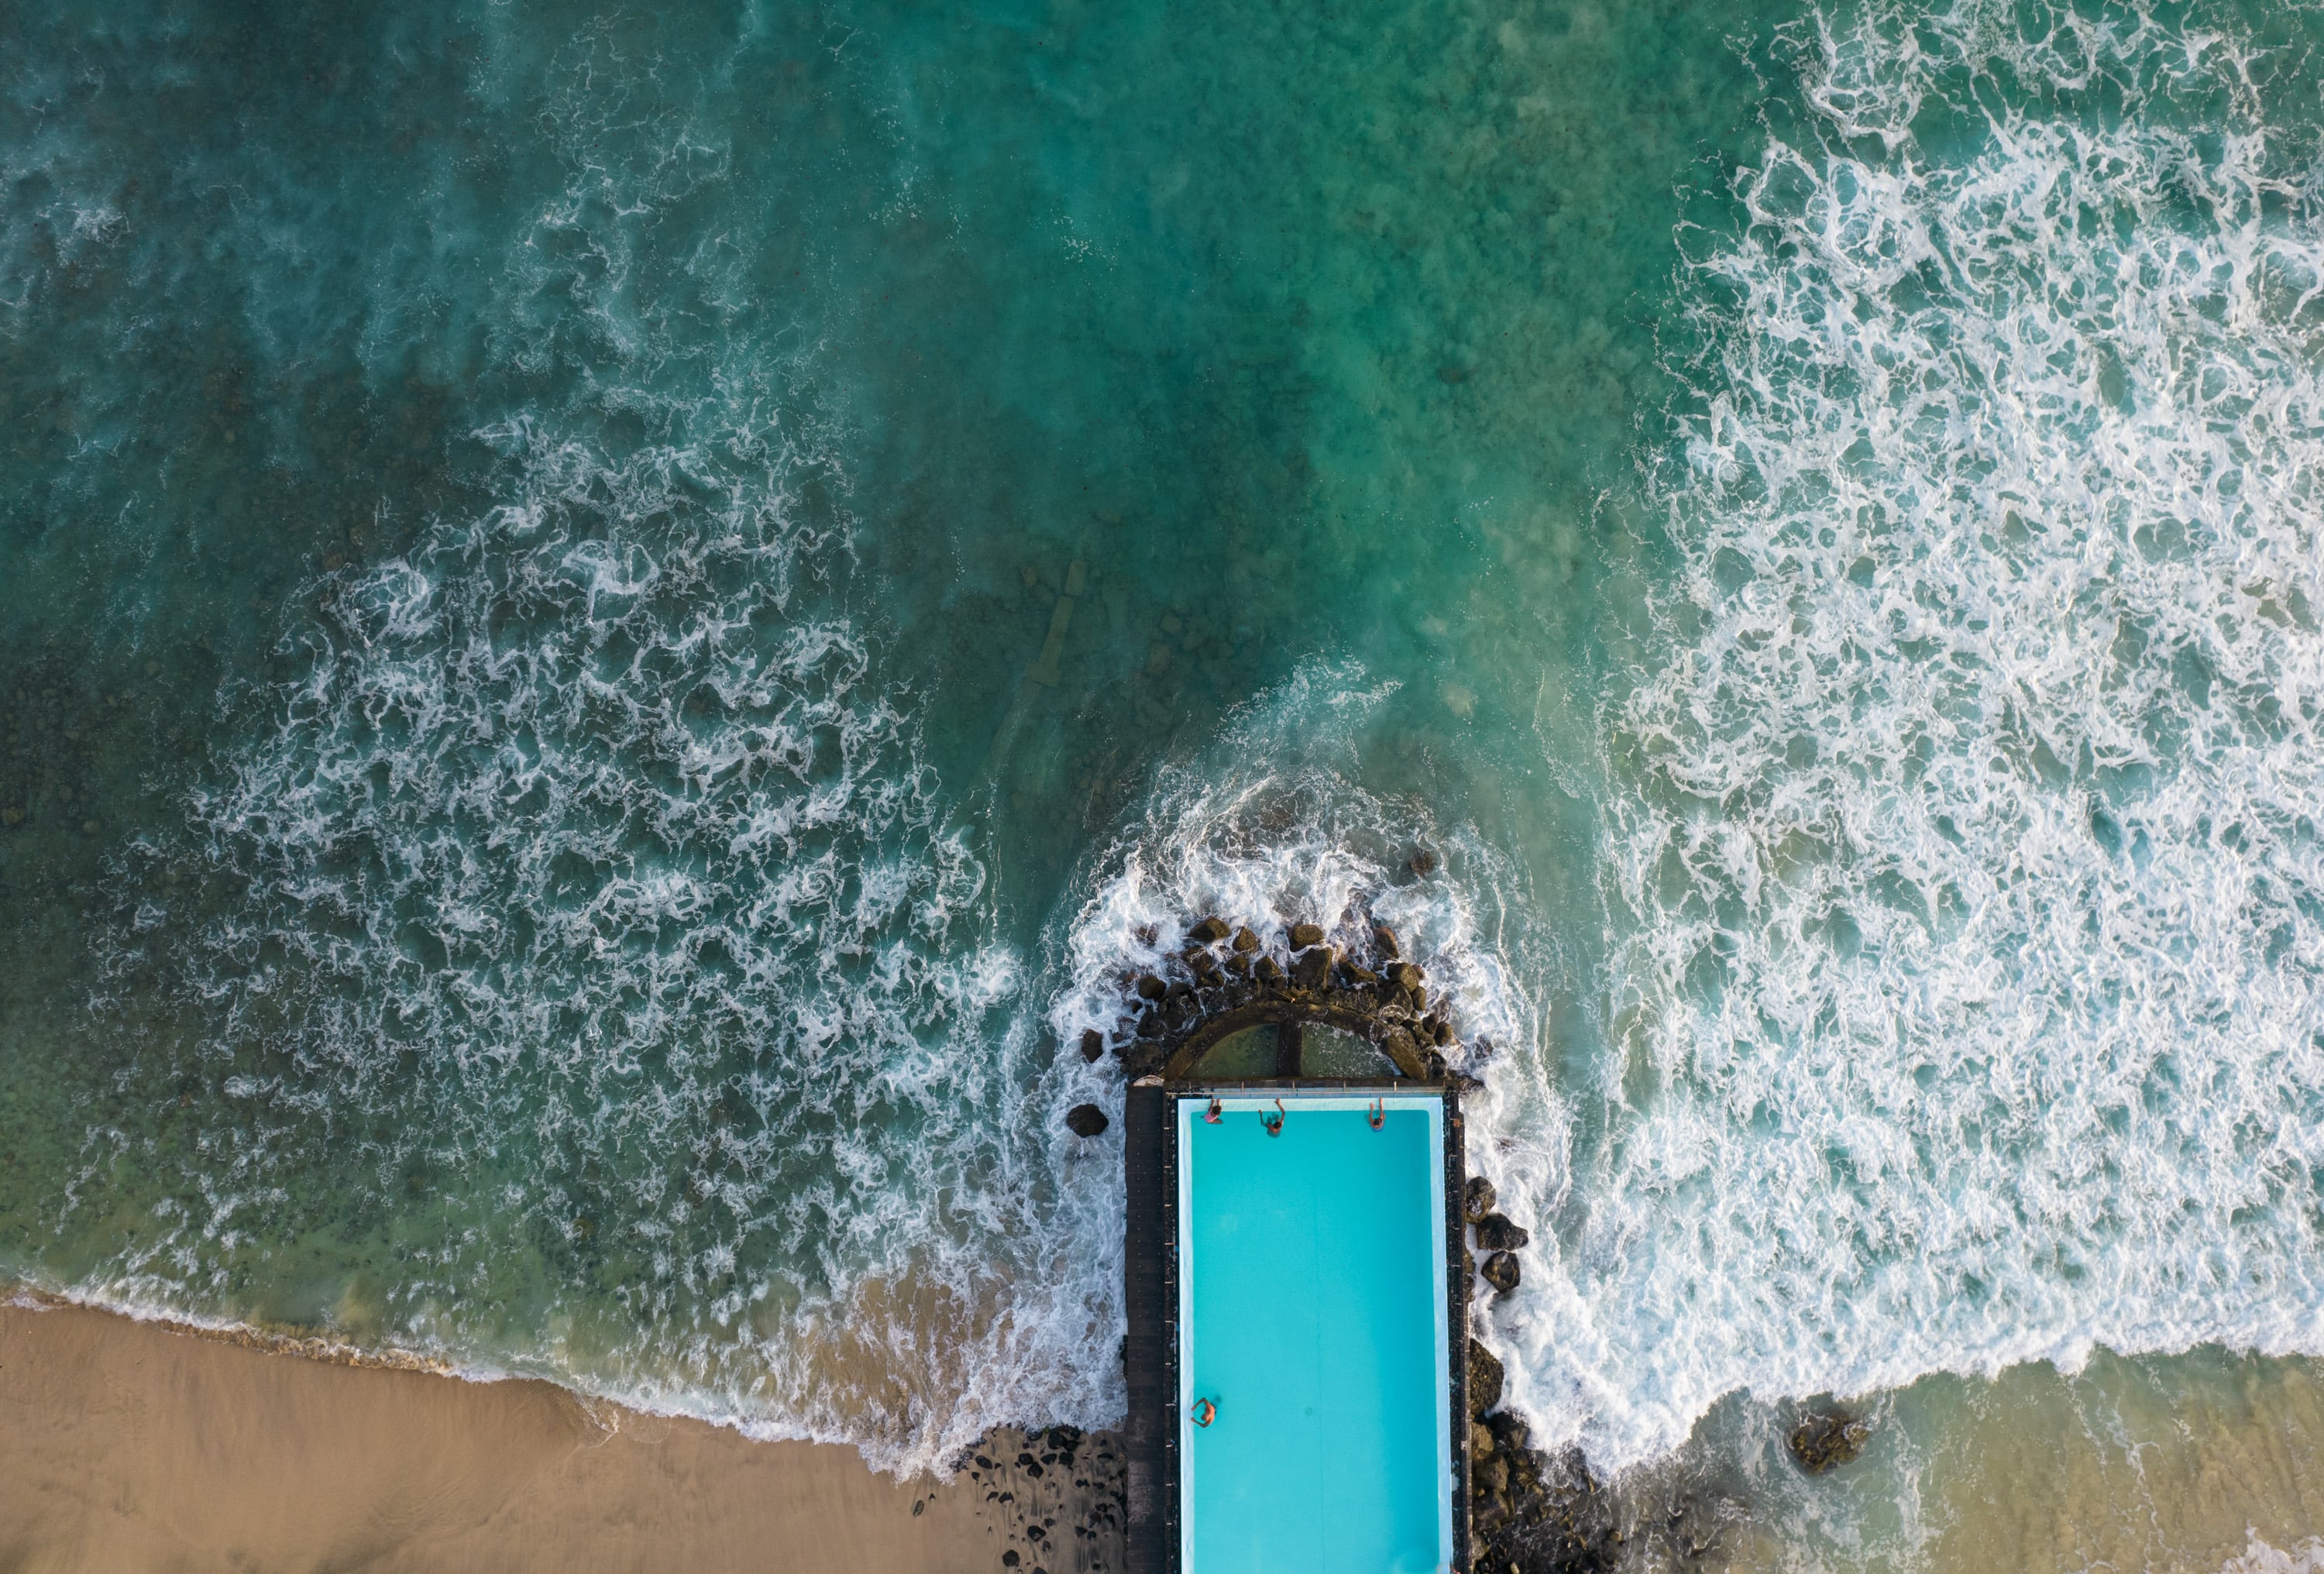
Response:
[10,0,2324,1565]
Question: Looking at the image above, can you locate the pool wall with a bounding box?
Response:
[1122,1079,1471,1574]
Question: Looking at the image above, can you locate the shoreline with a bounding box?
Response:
[0,1294,1124,1573]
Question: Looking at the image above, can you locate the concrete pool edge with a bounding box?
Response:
[1124,1080,1472,1574]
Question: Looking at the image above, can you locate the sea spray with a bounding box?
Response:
[1511,0,2324,1476]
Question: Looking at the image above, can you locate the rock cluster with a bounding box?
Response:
[1092,914,1465,1079]
[958,1423,1125,1574]
[1465,1175,1531,1298]
[1787,1405,1870,1474]
[1465,1340,1618,1572]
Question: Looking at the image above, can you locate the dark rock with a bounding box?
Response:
[1136,974,1166,1002]
[1468,1339,1504,1417]
[1065,1104,1109,1138]
[1788,1407,1870,1475]
[1475,1213,1531,1252]
[1373,925,1400,958]
[1391,963,1424,993]
[1488,1411,1532,1455]
[1291,947,1334,989]
[1476,1454,1510,1496]
[1231,926,1260,953]
[1481,1251,1521,1294]
[1253,956,1284,986]
[1188,916,1230,943]
[1186,948,1220,979]
[1382,1026,1418,1067]
[1224,952,1250,978]
[1465,1177,1497,1222]
[1409,847,1438,878]
[1341,961,1379,986]
[1080,1029,1104,1063]
[1287,922,1326,950]
[1136,1008,1163,1039]
[1002,1554,1019,1569]
[1432,1019,1453,1046]
[1470,1421,1495,1459]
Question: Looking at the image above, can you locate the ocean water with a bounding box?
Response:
[7,0,2324,1564]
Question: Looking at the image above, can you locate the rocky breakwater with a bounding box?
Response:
[1080,912,1468,1084]
[1456,1174,1617,1573]
[1463,1335,1619,1574]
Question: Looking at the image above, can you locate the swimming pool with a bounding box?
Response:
[1176,1093,1455,1574]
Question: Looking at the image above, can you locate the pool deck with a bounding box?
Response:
[1124,1078,1472,1574]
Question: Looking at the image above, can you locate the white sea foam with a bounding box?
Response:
[1497,0,2324,1475]
[2223,1533,2324,1574]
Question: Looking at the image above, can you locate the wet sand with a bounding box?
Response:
[0,1298,1120,1574]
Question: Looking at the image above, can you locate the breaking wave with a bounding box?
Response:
[1507,0,2324,1473]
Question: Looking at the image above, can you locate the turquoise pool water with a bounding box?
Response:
[1177,1094,1452,1574]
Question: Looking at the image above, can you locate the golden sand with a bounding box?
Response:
[0,1298,1116,1573]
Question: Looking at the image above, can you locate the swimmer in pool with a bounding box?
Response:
[1192,1398,1217,1428]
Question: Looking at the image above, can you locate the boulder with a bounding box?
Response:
[1391,963,1424,993]
[1474,1213,1530,1252]
[1467,1339,1504,1417]
[1470,1421,1495,1459]
[1409,847,1438,878]
[1476,1455,1510,1497]
[1464,1176,1496,1222]
[1788,1407,1870,1475]
[1188,916,1230,943]
[1080,1029,1104,1063]
[1340,961,1379,986]
[1231,926,1261,953]
[1487,1411,1531,1455]
[1253,956,1284,986]
[1480,1251,1521,1294]
[1291,947,1334,989]
[1186,949,1220,979]
[1136,974,1167,1002]
[1287,922,1326,950]
[1373,925,1400,958]
[1065,1104,1109,1138]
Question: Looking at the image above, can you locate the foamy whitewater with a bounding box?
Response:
[1497,0,2324,1473]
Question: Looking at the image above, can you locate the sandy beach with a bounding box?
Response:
[0,1298,1119,1574]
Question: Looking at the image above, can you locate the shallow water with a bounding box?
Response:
[6,0,2324,1564]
